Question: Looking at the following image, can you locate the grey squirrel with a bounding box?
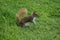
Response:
[16,8,39,27]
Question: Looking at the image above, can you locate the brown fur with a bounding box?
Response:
[16,8,39,27]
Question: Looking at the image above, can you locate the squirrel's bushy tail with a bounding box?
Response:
[16,8,27,22]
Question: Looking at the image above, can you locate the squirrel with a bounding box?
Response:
[16,8,39,27]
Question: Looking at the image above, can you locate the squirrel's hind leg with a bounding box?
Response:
[23,23,29,27]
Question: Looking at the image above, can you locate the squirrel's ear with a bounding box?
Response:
[33,11,37,13]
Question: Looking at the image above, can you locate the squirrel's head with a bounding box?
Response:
[33,11,39,17]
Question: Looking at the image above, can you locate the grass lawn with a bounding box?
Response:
[0,0,60,40]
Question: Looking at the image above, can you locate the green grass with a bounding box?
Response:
[0,0,60,40]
